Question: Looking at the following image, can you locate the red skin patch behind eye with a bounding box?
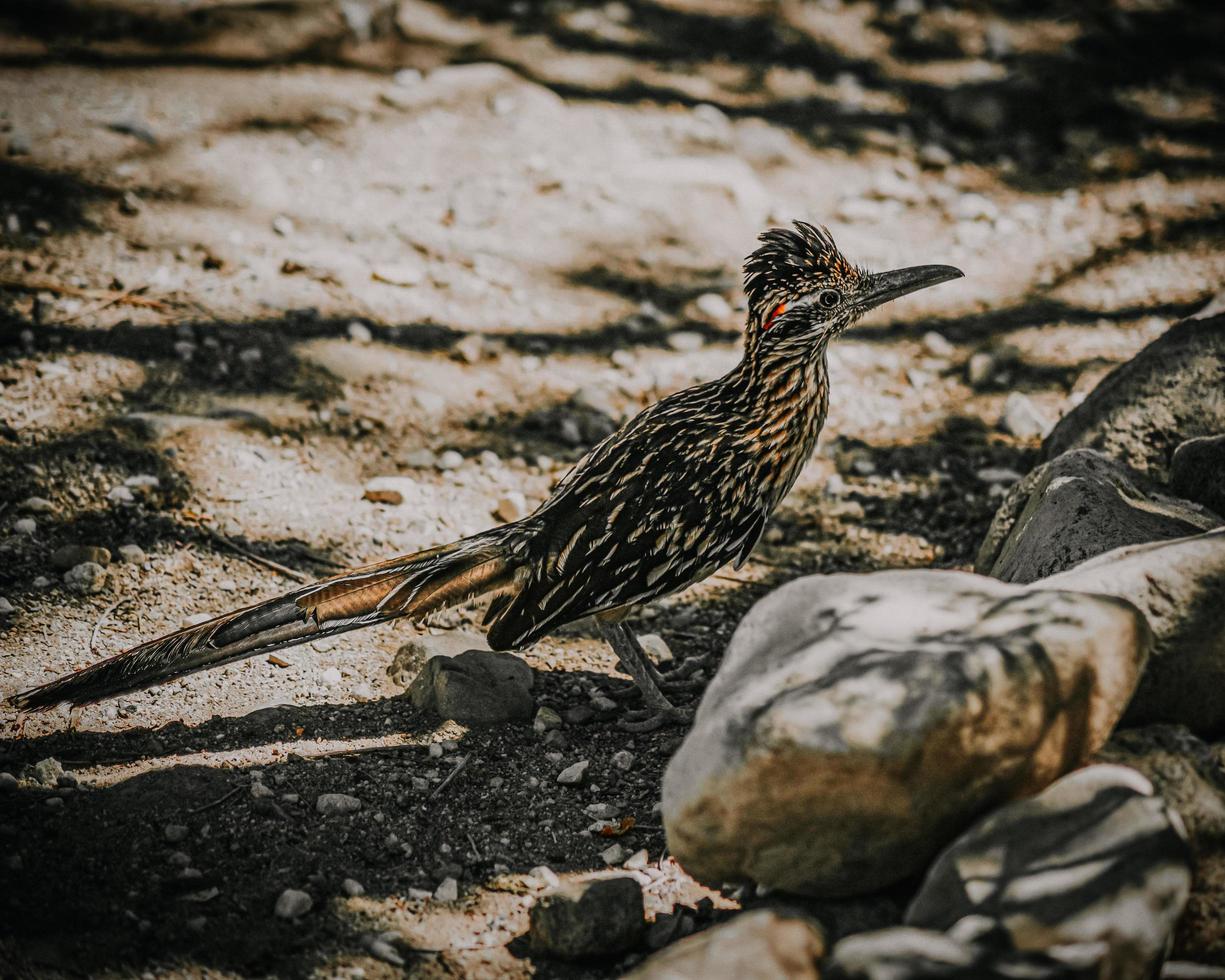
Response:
[764,303,787,331]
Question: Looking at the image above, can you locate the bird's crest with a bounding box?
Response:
[743,221,860,327]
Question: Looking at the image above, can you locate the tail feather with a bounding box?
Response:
[9,531,515,712]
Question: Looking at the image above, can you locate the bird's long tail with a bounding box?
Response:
[9,529,517,712]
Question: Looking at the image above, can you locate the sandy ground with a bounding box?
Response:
[0,1,1223,976]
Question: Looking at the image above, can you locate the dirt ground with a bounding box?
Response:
[0,1,1223,977]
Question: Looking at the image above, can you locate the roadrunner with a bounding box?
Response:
[11,223,962,730]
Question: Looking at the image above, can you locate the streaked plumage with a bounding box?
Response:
[11,223,962,730]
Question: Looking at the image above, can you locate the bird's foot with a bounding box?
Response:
[618,703,694,733]
[658,653,717,690]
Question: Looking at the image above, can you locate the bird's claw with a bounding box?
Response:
[618,704,694,733]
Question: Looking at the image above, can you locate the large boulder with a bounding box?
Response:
[407,648,534,724]
[662,570,1150,896]
[1042,314,1225,482]
[626,910,825,980]
[1097,725,1225,965]
[975,449,1218,583]
[1041,530,1225,733]
[905,765,1192,980]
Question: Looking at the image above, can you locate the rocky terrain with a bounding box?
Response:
[0,0,1223,977]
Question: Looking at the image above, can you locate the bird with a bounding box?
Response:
[10,223,962,731]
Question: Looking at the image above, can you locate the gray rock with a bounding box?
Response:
[386,630,488,686]
[436,449,464,470]
[407,649,534,724]
[976,450,1218,582]
[662,569,1149,896]
[1097,725,1225,965]
[30,757,64,788]
[1041,530,1225,733]
[164,824,189,842]
[1043,314,1225,481]
[0,597,13,617]
[12,518,35,535]
[557,760,589,785]
[316,793,362,816]
[999,392,1053,439]
[627,909,825,980]
[274,888,312,918]
[1171,435,1225,517]
[534,706,562,733]
[51,545,111,571]
[107,485,135,504]
[63,562,108,595]
[116,544,146,564]
[906,765,1191,980]
[529,876,644,959]
[0,772,17,791]
[434,876,459,902]
[19,497,55,513]
[341,878,365,897]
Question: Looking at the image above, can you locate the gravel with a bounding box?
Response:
[316,793,362,816]
[557,760,589,785]
[274,889,312,918]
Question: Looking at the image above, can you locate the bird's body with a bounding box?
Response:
[11,223,961,729]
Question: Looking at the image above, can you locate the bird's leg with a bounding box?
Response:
[597,620,693,732]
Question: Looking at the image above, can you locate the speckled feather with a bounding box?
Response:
[11,222,861,710]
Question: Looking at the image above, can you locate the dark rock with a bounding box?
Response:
[906,765,1191,980]
[63,562,108,595]
[1042,314,1225,481]
[662,569,1149,896]
[407,649,534,724]
[628,910,824,979]
[529,876,644,959]
[976,449,1218,582]
[1172,435,1225,517]
[1042,530,1225,733]
[386,630,487,687]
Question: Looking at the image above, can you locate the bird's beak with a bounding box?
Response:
[856,264,964,313]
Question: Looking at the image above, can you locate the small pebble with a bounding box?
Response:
[18,496,53,514]
[321,667,343,685]
[434,877,459,902]
[921,331,955,358]
[164,824,189,843]
[347,321,373,343]
[611,750,634,771]
[51,545,111,570]
[107,485,136,505]
[272,215,295,237]
[495,492,527,523]
[0,772,18,791]
[666,331,705,353]
[436,450,464,471]
[557,760,589,785]
[590,695,616,713]
[12,518,35,535]
[401,448,437,468]
[0,598,14,617]
[531,865,561,889]
[638,634,673,664]
[601,842,629,865]
[342,878,365,897]
[117,544,146,564]
[316,793,362,815]
[274,888,312,919]
[534,706,563,733]
[694,292,733,320]
[63,562,107,595]
[250,782,275,799]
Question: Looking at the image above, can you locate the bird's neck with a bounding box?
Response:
[728,343,831,506]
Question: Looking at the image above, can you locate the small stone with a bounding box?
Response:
[667,331,705,353]
[117,544,146,564]
[921,331,955,358]
[966,351,996,389]
[591,695,617,713]
[436,450,464,471]
[563,705,595,726]
[164,824,189,843]
[342,878,365,897]
[531,865,561,889]
[167,851,192,867]
[32,577,51,588]
[401,448,438,469]
[0,772,17,791]
[271,214,295,237]
[694,293,733,321]
[453,334,486,364]
[975,467,1023,485]
[365,935,405,966]
[274,889,312,919]
[63,562,107,595]
[434,877,459,902]
[363,476,417,506]
[611,750,634,771]
[529,876,644,959]
[51,545,111,570]
[321,667,342,685]
[1000,392,1053,439]
[118,191,142,216]
[534,706,563,733]
[586,802,620,820]
[638,633,673,664]
[346,320,373,343]
[316,793,362,816]
[624,849,650,871]
[601,842,629,865]
[30,758,64,787]
[107,485,136,505]
[918,143,954,168]
[18,497,54,514]
[495,492,527,523]
[12,518,35,535]
[250,782,275,799]
[45,797,64,808]
[557,760,589,785]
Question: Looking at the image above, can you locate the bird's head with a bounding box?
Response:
[742,221,962,358]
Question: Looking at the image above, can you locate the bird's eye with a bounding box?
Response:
[817,289,842,309]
